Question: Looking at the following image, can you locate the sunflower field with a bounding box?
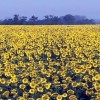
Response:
[0,25,100,100]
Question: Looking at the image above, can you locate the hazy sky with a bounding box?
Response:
[0,0,99,19]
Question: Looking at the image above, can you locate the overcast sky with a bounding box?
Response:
[0,0,99,19]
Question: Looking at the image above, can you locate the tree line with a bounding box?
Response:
[0,14,95,25]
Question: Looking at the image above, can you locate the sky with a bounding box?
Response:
[0,0,99,20]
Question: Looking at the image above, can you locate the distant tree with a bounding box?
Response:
[43,15,59,25]
[63,14,75,24]
[0,20,2,24]
[19,16,27,25]
[7,19,13,24]
[51,16,59,24]
[28,15,38,24]
[1,18,13,25]
[44,15,54,24]
[1,19,8,24]
[0,14,96,25]
[77,18,95,24]
[13,14,19,24]
[45,15,54,19]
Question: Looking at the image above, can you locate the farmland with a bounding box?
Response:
[0,25,100,100]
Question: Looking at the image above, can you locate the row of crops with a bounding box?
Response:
[0,25,100,100]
